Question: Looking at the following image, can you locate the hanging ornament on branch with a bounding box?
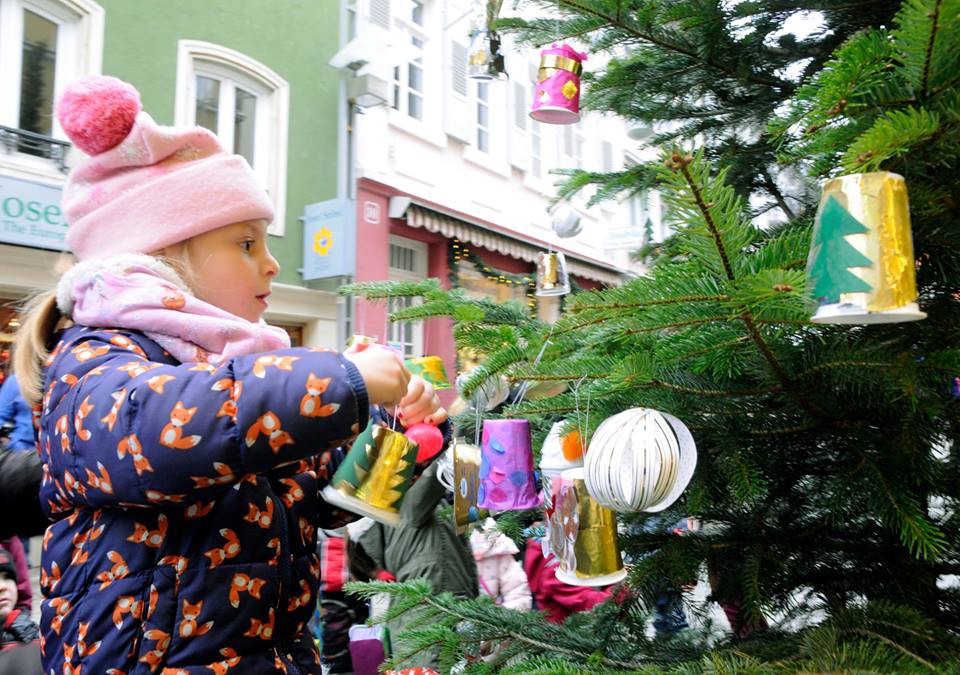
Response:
[477,419,540,511]
[323,421,420,526]
[405,356,452,390]
[806,171,925,324]
[551,468,627,587]
[550,203,582,238]
[535,250,571,297]
[530,43,587,124]
[467,0,506,80]
[584,408,697,513]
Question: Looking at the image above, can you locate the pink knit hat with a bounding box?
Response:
[56,75,275,261]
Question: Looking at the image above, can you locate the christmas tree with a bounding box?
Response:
[346,0,960,671]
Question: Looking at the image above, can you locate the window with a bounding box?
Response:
[476,82,489,152]
[392,0,425,121]
[345,0,358,41]
[0,0,104,173]
[175,41,289,235]
[530,120,542,178]
[387,236,427,358]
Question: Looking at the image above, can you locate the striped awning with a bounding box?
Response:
[403,204,624,286]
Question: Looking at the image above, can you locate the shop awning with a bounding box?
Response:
[394,199,625,286]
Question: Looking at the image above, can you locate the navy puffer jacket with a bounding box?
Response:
[37,325,368,674]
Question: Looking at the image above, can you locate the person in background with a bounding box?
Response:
[313,519,379,674]
[0,448,45,540]
[522,524,611,624]
[0,545,41,675]
[469,517,531,611]
[0,373,34,452]
[355,437,477,669]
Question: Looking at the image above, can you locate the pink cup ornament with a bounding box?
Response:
[530,43,588,125]
[478,419,541,511]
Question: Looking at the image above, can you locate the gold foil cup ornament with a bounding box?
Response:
[536,251,571,297]
[806,171,925,324]
[405,356,452,390]
[553,468,627,587]
[321,422,419,526]
[452,441,488,534]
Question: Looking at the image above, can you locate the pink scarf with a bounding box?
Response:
[56,254,290,364]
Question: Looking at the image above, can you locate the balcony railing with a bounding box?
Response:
[0,125,70,173]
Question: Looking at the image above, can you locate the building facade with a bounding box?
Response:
[330,0,667,402]
[0,0,344,370]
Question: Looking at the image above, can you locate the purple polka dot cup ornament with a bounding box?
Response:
[530,43,588,125]
[478,419,541,511]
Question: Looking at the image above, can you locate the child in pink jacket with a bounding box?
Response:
[468,519,531,611]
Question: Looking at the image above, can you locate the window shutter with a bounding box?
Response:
[451,42,467,96]
[369,0,390,29]
[444,40,470,141]
[513,81,526,129]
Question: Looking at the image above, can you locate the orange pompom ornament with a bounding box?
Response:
[561,430,584,461]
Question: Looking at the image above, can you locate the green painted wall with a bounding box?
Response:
[97,0,342,286]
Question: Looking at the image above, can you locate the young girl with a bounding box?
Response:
[13,75,446,674]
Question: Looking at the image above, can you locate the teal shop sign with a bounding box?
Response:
[302,197,356,280]
[0,175,66,251]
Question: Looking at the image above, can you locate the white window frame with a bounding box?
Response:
[476,82,490,153]
[174,40,289,236]
[391,0,426,121]
[530,120,542,179]
[0,0,103,182]
[386,235,427,358]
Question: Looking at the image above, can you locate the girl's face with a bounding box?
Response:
[175,219,280,322]
[0,572,16,620]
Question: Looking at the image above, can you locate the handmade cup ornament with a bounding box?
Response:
[554,468,627,587]
[346,334,378,352]
[806,171,925,324]
[405,356,452,390]
[546,474,577,569]
[453,441,488,534]
[467,0,506,80]
[478,419,540,511]
[584,408,697,513]
[535,250,571,297]
[530,43,587,124]
[467,27,506,80]
[539,421,584,557]
[322,422,419,526]
[539,421,584,502]
[456,371,510,411]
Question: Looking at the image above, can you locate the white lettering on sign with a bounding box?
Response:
[363,201,381,225]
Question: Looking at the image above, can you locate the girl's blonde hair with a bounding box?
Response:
[12,248,195,405]
[13,290,66,405]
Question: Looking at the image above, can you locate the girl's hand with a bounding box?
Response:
[345,346,410,405]
[398,376,448,426]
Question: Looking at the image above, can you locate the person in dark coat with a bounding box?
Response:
[0,545,41,675]
[13,75,447,674]
[0,449,45,540]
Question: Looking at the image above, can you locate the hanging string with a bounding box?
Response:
[571,375,591,456]
[511,333,552,406]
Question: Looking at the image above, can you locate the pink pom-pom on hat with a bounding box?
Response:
[56,75,274,261]
[56,76,141,155]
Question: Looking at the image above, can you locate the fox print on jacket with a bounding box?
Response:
[37,326,369,674]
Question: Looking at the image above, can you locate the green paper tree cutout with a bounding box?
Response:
[807,195,874,303]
